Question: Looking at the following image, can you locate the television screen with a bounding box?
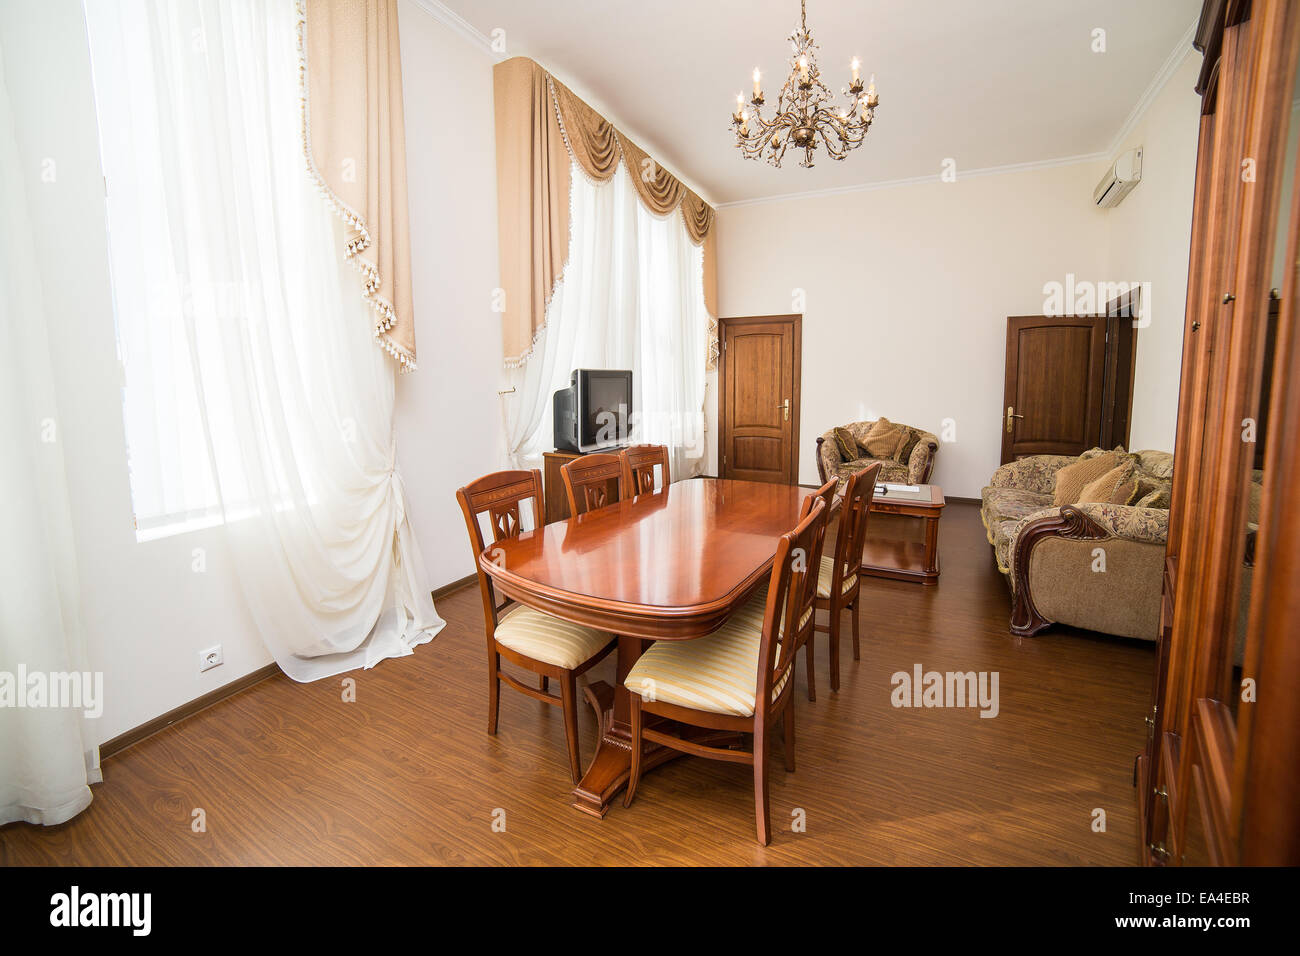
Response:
[583,371,631,448]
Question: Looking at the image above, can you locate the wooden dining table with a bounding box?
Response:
[478,477,811,817]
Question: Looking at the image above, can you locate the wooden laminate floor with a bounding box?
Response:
[1,502,1155,865]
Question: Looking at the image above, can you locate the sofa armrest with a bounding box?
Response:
[1068,502,1169,546]
[1008,504,1166,640]
[907,432,939,484]
[816,434,841,484]
[988,454,1078,495]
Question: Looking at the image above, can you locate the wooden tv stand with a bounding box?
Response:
[543,446,637,522]
[541,451,582,523]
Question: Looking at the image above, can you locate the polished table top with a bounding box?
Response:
[479,478,810,640]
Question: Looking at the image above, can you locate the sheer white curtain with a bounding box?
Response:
[503,162,708,478]
[634,187,709,479]
[86,0,443,681]
[0,40,102,825]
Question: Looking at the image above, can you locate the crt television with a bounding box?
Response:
[553,369,632,453]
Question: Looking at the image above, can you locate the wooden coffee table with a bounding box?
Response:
[861,483,945,585]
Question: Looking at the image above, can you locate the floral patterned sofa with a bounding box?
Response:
[982,448,1174,641]
[816,419,938,490]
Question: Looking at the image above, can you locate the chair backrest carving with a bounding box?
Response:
[561,453,624,516]
[621,445,670,496]
[456,470,544,631]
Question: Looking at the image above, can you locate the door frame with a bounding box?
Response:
[717,314,802,484]
[1101,290,1141,450]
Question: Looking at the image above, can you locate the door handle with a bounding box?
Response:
[1006,405,1024,434]
[778,398,790,421]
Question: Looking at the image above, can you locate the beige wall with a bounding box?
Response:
[393,0,504,590]
[710,160,1112,498]
[1105,53,1202,454]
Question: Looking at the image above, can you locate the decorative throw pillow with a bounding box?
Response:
[832,427,859,462]
[861,417,906,459]
[1053,451,1119,505]
[1135,485,1171,510]
[1078,461,1140,505]
[1081,445,1127,460]
[1136,450,1174,480]
[1133,472,1171,505]
[894,427,922,464]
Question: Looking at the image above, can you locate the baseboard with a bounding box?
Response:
[947,495,980,505]
[99,662,281,761]
[432,572,477,600]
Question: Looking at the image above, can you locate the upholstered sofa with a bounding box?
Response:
[816,419,938,490]
[982,448,1174,641]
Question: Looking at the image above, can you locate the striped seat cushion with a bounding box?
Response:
[494,605,612,670]
[623,596,803,717]
[816,554,858,599]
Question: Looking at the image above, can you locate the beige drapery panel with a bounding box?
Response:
[494,57,719,369]
[300,0,417,369]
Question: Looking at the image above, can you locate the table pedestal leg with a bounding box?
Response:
[571,636,744,817]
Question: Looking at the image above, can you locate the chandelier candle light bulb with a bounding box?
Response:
[731,0,880,168]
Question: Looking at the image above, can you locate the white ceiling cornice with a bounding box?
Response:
[714,150,1109,209]
[1101,15,1199,160]
[405,0,716,206]
[404,0,500,59]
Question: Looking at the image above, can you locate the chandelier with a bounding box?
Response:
[731,0,879,168]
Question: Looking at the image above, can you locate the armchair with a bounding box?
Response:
[815,419,938,491]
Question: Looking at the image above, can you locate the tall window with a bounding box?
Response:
[85,0,303,539]
[505,161,709,475]
[82,0,442,680]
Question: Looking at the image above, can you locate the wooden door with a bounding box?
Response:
[1000,315,1107,463]
[719,315,801,484]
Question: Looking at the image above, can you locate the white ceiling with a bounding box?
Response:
[431,0,1201,205]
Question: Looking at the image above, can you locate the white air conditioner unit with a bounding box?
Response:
[1094,147,1143,208]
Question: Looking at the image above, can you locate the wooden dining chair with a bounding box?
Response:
[798,478,838,702]
[811,463,880,697]
[620,444,670,495]
[560,453,624,516]
[456,470,616,783]
[622,496,830,845]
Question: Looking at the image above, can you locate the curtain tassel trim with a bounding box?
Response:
[502,323,548,369]
[296,0,415,372]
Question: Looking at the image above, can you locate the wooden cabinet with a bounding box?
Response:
[1139,0,1300,866]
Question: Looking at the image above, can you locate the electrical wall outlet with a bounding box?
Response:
[199,644,223,673]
